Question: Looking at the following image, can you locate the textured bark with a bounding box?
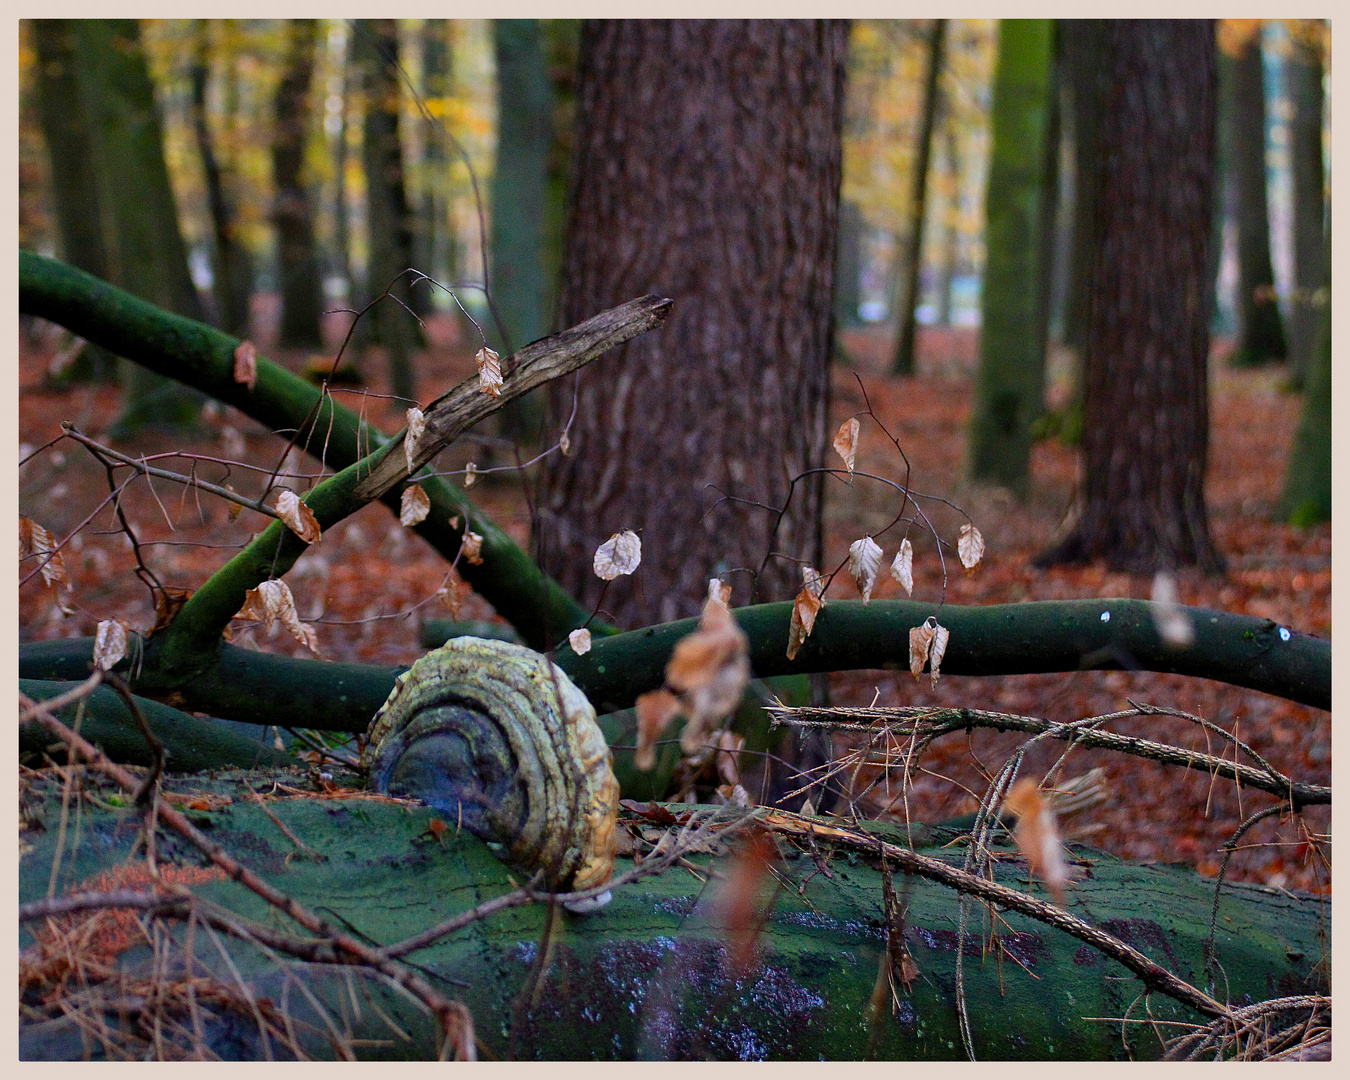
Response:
[1038,21,1224,573]
[189,21,254,338]
[1059,20,1108,356]
[539,20,847,627]
[1222,28,1286,368]
[356,19,419,404]
[966,19,1055,492]
[890,18,946,376]
[271,19,323,349]
[1285,25,1326,388]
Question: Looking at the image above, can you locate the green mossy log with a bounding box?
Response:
[19,774,1328,1060]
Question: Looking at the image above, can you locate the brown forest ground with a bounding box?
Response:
[18,306,1330,893]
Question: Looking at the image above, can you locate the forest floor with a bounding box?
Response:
[19,302,1330,892]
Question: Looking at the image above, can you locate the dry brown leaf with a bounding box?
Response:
[400,484,430,527]
[593,530,641,580]
[92,619,128,671]
[404,407,425,472]
[234,579,321,655]
[666,584,750,753]
[715,783,753,809]
[1003,778,1068,906]
[786,565,825,660]
[890,539,914,596]
[848,536,883,602]
[559,428,571,456]
[462,461,477,489]
[233,340,258,390]
[1150,571,1195,647]
[475,346,503,397]
[909,618,936,680]
[709,577,732,606]
[461,530,484,564]
[440,577,467,619]
[152,586,193,632]
[715,730,745,787]
[710,827,777,977]
[568,627,592,655]
[832,417,860,476]
[225,484,244,523]
[928,620,950,689]
[634,688,681,771]
[276,489,321,544]
[957,523,984,570]
[20,516,65,587]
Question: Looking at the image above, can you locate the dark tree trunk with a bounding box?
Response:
[331,27,353,299]
[890,18,946,375]
[539,20,847,630]
[412,19,454,317]
[933,123,959,327]
[271,18,323,349]
[1037,20,1225,574]
[1279,221,1330,525]
[1060,20,1108,356]
[189,21,254,338]
[356,19,419,404]
[1285,23,1326,389]
[833,198,863,330]
[1222,26,1286,367]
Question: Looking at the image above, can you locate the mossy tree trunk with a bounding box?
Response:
[966,19,1055,493]
[72,19,206,433]
[1221,25,1286,368]
[271,18,324,349]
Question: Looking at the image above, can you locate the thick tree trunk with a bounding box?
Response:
[271,19,323,349]
[1222,26,1286,368]
[833,199,863,330]
[1037,21,1224,573]
[538,20,847,629]
[966,19,1055,492]
[1285,24,1326,389]
[189,21,254,338]
[72,19,205,433]
[1059,21,1107,356]
[412,19,454,317]
[890,19,946,376]
[932,123,960,327]
[1279,229,1330,525]
[356,19,419,404]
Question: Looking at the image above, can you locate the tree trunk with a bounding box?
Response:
[890,18,946,376]
[331,24,353,300]
[491,19,554,443]
[72,19,205,433]
[412,19,454,317]
[932,122,960,327]
[1284,23,1326,389]
[356,18,419,405]
[1279,226,1330,525]
[1037,20,1224,573]
[1222,25,1286,368]
[189,21,254,338]
[966,19,1055,493]
[538,20,847,630]
[271,18,323,349]
[833,199,863,331]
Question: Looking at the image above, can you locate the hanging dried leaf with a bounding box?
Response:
[224,484,244,523]
[634,688,681,771]
[890,539,914,596]
[152,586,193,632]
[234,579,321,656]
[708,577,732,607]
[276,489,321,544]
[475,346,503,397]
[404,407,425,472]
[593,530,641,580]
[787,565,825,660]
[666,585,750,754]
[233,340,258,390]
[928,620,950,689]
[710,827,777,976]
[55,587,77,617]
[957,523,984,570]
[1003,778,1068,906]
[92,619,128,671]
[460,530,484,565]
[400,484,430,527]
[848,536,883,602]
[20,517,65,587]
[439,577,467,619]
[559,428,571,456]
[462,461,477,489]
[832,417,860,476]
[1150,572,1195,648]
[568,627,592,655]
[715,730,745,787]
[909,618,936,680]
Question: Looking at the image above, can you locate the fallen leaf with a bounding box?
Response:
[276,489,321,544]
[787,565,825,660]
[400,484,430,527]
[848,536,883,602]
[405,407,425,472]
[92,619,128,671]
[890,539,914,596]
[909,618,936,680]
[832,417,860,476]
[957,523,984,570]
[1003,777,1068,906]
[233,341,258,390]
[593,530,641,580]
[635,688,682,771]
[475,346,503,397]
[461,530,484,564]
[463,461,477,488]
[568,627,592,655]
[715,783,753,808]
